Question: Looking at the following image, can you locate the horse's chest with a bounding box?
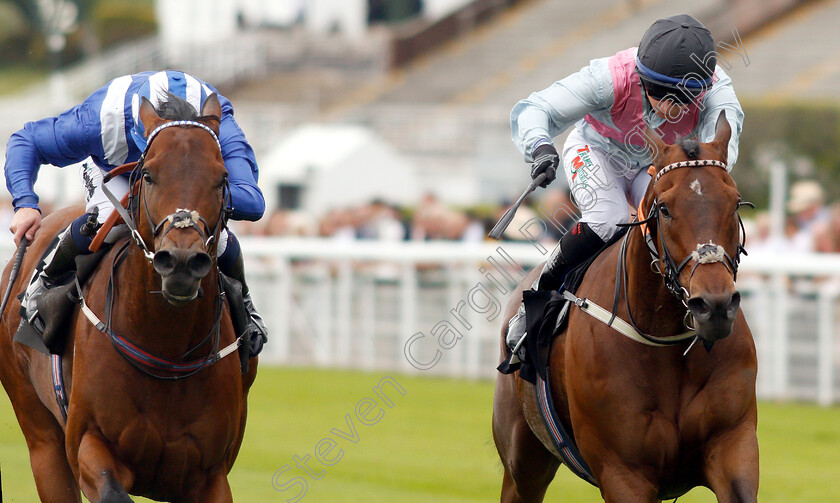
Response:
[108,409,236,485]
[82,371,241,473]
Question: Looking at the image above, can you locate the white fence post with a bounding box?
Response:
[273,257,293,363]
[336,261,353,366]
[400,262,418,371]
[772,272,789,399]
[360,273,376,369]
[817,282,838,405]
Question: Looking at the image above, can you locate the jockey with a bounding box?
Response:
[506,14,744,353]
[5,70,268,357]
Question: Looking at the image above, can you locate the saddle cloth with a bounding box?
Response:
[496,228,627,487]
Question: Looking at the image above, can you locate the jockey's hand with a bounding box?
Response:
[10,207,41,246]
[531,144,559,188]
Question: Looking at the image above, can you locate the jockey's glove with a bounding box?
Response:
[531,144,559,188]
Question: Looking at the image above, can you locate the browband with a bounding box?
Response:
[655,159,727,185]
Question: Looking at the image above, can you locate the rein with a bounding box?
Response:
[78,119,241,380]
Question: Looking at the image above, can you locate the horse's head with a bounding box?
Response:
[135,93,228,305]
[643,112,745,347]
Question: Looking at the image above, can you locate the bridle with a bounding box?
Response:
[613,158,752,344]
[81,119,243,380]
[104,120,230,262]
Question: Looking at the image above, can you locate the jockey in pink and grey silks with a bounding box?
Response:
[505,14,744,354]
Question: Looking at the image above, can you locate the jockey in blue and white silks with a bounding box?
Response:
[5,70,268,357]
[6,70,264,221]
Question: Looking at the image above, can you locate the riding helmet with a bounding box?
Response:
[130,70,214,152]
[636,14,716,103]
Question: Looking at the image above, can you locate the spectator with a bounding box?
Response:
[320,208,357,241]
[814,203,840,254]
[411,192,448,241]
[357,199,406,241]
[747,211,796,255]
[787,180,828,253]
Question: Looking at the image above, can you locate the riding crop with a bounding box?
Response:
[488,172,547,239]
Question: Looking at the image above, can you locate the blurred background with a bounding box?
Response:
[1,0,840,501]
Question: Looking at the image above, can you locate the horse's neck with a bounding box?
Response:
[113,245,221,357]
[622,228,688,336]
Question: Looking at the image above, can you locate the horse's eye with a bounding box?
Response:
[658,203,671,218]
[143,171,154,184]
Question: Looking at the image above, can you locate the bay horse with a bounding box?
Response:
[0,94,257,502]
[493,113,758,502]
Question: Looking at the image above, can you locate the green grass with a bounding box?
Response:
[1,367,839,502]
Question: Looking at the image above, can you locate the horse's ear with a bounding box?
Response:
[138,96,163,135]
[710,110,731,161]
[643,126,669,167]
[201,93,222,133]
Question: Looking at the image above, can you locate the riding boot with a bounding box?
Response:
[21,215,97,334]
[506,222,605,360]
[220,248,268,358]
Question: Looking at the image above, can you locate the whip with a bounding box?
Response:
[0,237,29,317]
[488,173,546,240]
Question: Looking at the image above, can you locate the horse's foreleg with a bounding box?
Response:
[2,355,81,502]
[597,465,659,503]
[28,438,82,502]
[75,430,135,502]
[493,374,560,503]
[189,471,233,503]
[704,426,759,503]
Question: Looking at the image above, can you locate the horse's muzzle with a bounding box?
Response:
[686,291,740,345]
[153,248,212,305]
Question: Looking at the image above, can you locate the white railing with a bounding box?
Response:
[233,239,840,405]
[1,238,838,404]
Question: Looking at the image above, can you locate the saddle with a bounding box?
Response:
[14,245,108,355]
[497,227,628,384]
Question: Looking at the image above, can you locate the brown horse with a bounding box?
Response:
[493,113,758,502]
[0,94,257,502]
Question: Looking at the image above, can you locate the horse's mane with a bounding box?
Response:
[677,138,700,160]
[155,92,199,121]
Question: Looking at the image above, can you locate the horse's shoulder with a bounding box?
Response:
[41,205,86,235]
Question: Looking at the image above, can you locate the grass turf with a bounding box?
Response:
[1,366,839,502]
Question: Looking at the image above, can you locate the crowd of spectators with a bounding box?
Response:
[230,193,492,243]
[4,182,840,255]
[227,179,840,257]
[747,180,840,255]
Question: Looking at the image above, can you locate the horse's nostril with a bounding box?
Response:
[153,250,177,276]
[187,252,212,279]
[688,292,740,322]
[687,297,711,319]
[727,291,741,318]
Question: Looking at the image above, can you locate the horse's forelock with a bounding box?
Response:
[155,92,199,121]
[678,138,700,160]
